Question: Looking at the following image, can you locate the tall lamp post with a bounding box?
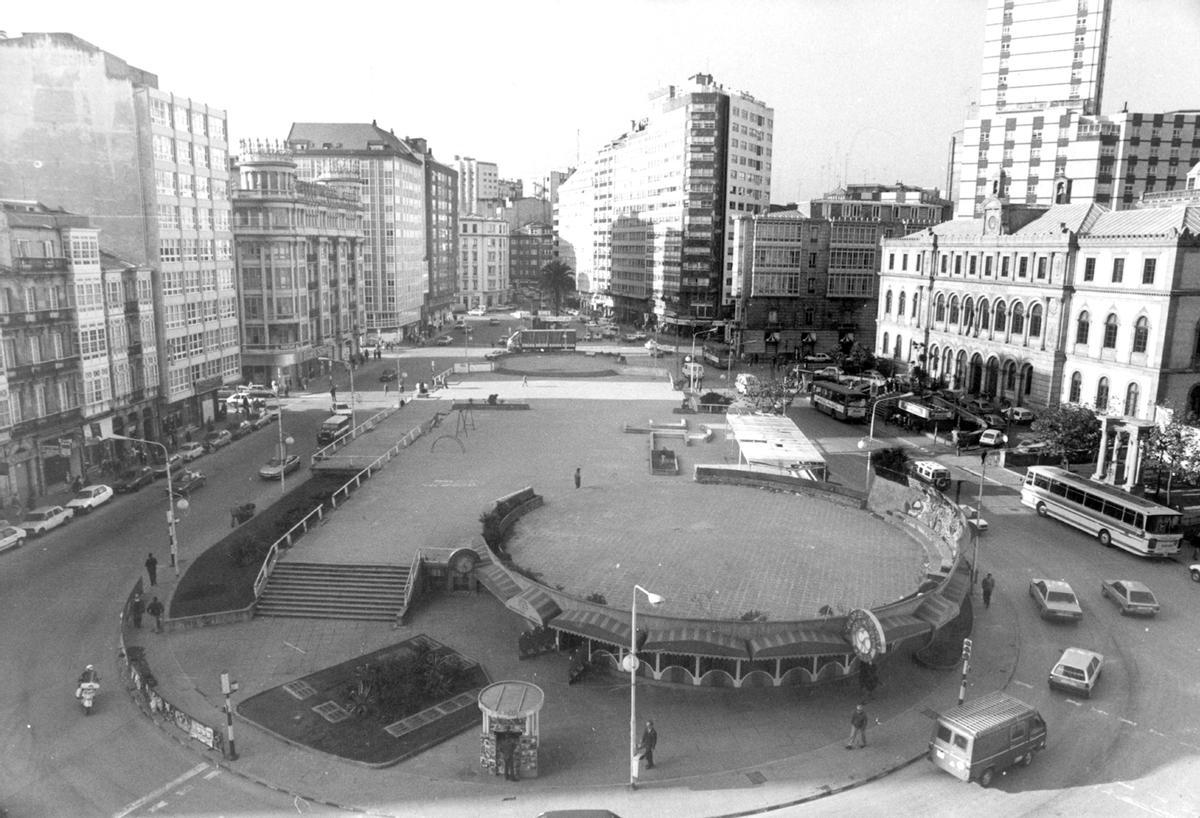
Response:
[857,393,909,490]
[318,356,354,431]
[273,391,295,494]
[689,327,719,392]
[106,433,187,577]
[625,583,663,787]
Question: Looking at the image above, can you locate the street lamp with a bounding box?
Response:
[318,356,354,430]
[857,393,908,490]
[273,390,295,494]
[625,583,663,787]
[105,433,188,577]
[689,327,719,392]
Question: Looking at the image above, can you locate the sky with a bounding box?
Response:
[6,0,1200,203]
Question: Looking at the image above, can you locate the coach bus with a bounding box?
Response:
[1020,466,1182,558]
[811,382,869,422]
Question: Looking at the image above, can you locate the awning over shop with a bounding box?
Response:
[878,614,933,646]
[550,609,631,646]
[747,629,850,659]
[505,586,562,627]
[643,627,750,660]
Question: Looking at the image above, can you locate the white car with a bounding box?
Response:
[1004,406,1036,424]
[0,525,27,553]
[66,484,114,514]
[331,401,352,416]
[22,505,75,536]
[804,352,833,364]
[958,504,989,532]
[467,307,487,317]
[978,429,1008,449]
[178,441,205,461]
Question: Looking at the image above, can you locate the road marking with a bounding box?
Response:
[283,641,307,654]
[113,763,209,818]
[1065,699,1082,706]
[203,768,221,780]
[1100,787,1174,816]
[1147,728,1165,737]
[1091,707,1109,715]
[1119,717,1137,727]
[1012,679,1033,689]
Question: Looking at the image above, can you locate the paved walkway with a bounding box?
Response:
[126,378,1022,817]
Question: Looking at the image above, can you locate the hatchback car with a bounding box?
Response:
[177,441,205,461]
[1049,647,1104,698]
[1028,578,1083,621]
[0,525,27,553]
[467,307,487,316]
[434,335,454,346]
[379,370,398,382]
[331,401,352,416]
[66,484,114,514]
[1014,439,1051,455]
[22,505,74,536]
[958,504,989,532]
[1100,579,1160,616]
[227,420,254,440]
[1005,406,1036,424]
[978,429,1008,449]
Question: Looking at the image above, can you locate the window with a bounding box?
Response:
[1076,311,1090,345]
[1018,257,1029,278]
[1037,258,1047,280]
[1125,383,1140,416]
[1112,258,1124,283]
[1133,316,1148,353]
[897,291,906,317]
[1069,371,1082,402]
[881,332,889,356]
[935,294,946,322]
[912,292,920,319]
[1142,258,1157,285]
[994,300,1007,332]
[949,296,960,324]
[1030,304,1043,337]
[1103,314,1118,349]
[964,297,975,329]
[884,290,892,315]
[1096,377,1110,411]
[1083,258,1095,281]
[1012,302,1025,335]
[978,298,990,330]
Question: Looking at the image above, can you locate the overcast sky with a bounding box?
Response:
[7,0,1200,202]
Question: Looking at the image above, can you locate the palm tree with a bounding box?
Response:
[538,260,576,314]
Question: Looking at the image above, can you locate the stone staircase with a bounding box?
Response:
[256,562,411,622]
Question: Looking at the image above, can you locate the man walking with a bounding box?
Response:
[144,552,158,587]
[147,596,165,633]
[130,593,145,629]
[846,703,869,749]
[574,467,582,489]
[981,572,996,609]
[497,731,519,781]
[637,719,658,769]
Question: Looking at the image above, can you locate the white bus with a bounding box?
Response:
[1020,466,1182,558]
[811,382,869,422]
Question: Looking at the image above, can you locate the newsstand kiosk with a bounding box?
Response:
[478,680,544,779]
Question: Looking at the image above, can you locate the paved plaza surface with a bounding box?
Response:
[133,374,1017,816]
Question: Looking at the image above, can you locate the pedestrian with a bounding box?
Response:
[130,593,145,629]
[636,719,658,770]
[497,731,519,781]
[522,375,528,387]
[144,552,158,586]
[330,386,338,402]
[146,596,165,633]
[981,572,996,608]
[846,703,868,749]
[574,467,581,489]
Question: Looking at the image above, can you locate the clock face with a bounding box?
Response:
[844,608,885,662]
[986,215,999,233]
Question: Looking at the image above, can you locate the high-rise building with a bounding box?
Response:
[231,141,364,389]
[555,73,773,331]
[288,123,428,340]
[406,138,459,336]
[458,215,509,310]
[0,32,238,446]
[455,156,500,216]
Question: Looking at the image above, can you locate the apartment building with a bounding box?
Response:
[458,215,509,310]
[510,222,555,286]
[455,156,500,216]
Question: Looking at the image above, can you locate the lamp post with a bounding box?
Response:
[972,451,989,588]
[318,356,354,430]
[857,393,908,491]
[274,390,295,494]
[625,583,663,787]
[105,433,187,577]
[689,327,718,392]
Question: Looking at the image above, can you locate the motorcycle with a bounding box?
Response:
[76,681,100,715]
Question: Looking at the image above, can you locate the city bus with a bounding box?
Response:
[1020,466,1182,558]
[810,382,869,422]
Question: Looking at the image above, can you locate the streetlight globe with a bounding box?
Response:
[284,435,295,446]
[176,498,189,513]
[646,592,665,606]
[857,439,866,450]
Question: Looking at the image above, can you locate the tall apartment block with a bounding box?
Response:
[554,73,772,330]
[455,156,500,216]
[458,215,509,311]
[408,139,459,334]
[510,222,555,286]
[288,123,428,342]
[231,141,364,389]
[0,32,237,467]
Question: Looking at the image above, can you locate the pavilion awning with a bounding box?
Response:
[878,614,933,646]
[550,609,631,647]
[505,586,562,627]
[914,594,961,631]
[643,627,750,660]
[747,629,850,659]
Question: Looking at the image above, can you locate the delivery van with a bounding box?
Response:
[909,460,952,491]
[928,691,1046,787]
[317,414,352,446]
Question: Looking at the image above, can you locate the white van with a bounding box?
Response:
[909,460,952,491]
[735,373,760,395]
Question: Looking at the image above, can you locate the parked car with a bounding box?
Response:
[177,441,205,461]
[22,505,74,536]
[114,466,155,493]
[1029,578,1083,622]
[1014,439,1051,455]
[66,484,114,514]
[812,366,843,382]
[966,398,993,415]
[1099,579,1160,616]
[167,469,207,498]
[978,429,1008,449]
[1048,647,1104,698]
[259,454,302,480]
[1192,563,1200,583]
[1004,406,1036,424]
[151,454,184,479]
[434,335,454,346]
[379,370,398,382]
[251,410,278,430]
[331,401,352,416]
[0,525,27,553]
[488,317,501,326]
[204,429,232,451]
[958,504,989,532]
[803,352,833,364]
[983,413,1008,429]
[227,420,254,440]
[467,307,487,316]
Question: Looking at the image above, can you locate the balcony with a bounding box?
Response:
[7,356,81,382]
[0,306,77,327]
[13,257,69,273]
[13,406,84,438]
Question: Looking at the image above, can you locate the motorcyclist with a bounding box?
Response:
[77,664,100,688]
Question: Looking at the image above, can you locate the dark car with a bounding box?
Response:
[114,466,154,493]
[151,454,184,480]
[379,370,398,382]
[167,469,207,498]
[227,420,253,440]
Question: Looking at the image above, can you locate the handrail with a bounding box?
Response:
[310,405,394,465]
[398,548,424,626]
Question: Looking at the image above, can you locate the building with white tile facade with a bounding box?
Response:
[455,156,500,216]
[458,215,509,310]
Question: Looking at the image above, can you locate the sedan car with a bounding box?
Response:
[167,469,207,498]
[379,370,398,382]
[259,454,302,480]
[1028,578,1083,621]
[114,466,155,493]
[467,307,487,316]
[66,484,114,514]
[151,454,184,479]
[1014,439,1052,455]
[1100,579,1160,616]
[983,413,1008,429]
[251,410,278,430]
[204,429,232,451]
[1049,647,1104,698]
[804,352,834,364]
[434,335,454,346]
[958,504,989,532]
[227,420,254,440]
[488,317,501,326]
[22,505,74,536]
[1004,406,1036,424]
[177,441,205,462]
[0,525,27,553]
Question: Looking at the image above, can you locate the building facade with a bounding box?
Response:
[231,141,364,389]
[509,222,555,286]
[414,141,459,336]
[455,156,500,216]
[458,215,509,310]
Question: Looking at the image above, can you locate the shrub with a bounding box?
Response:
[585,592,608,605]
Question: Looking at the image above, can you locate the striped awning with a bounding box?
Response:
[913,594,961,631]
[505,586,562,627]
[474,564,521,602]
[550,609,631,647]
[747,629,851,660]
[643,627,750,660]
[878,614,933,645]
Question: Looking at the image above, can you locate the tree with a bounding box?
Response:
[872,446,910,485]
[840,344,876,376]
[538,260,576,314]
[1143,408,1200,505]
[1029,405,1101,467]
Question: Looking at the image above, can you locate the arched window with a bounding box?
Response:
[1075,311,1090,345]
[935,294,946,322]
[1096,376,1110,411]
[929,345,940,373]
[897,291,907,318]
[1132,316,1149,354]
[1011,302,1025,335]
[1103,314,1119,349]
[912,292,921,319]
[1069,371,1082,403]
[804,308,815,324]
[884,290,893,315]
[1030,304,1043,337]
[978,298,990,330]
[881,331,889,357]
[1004,360,1016,390]
[1124,382,1140,417]
[949,295,960,324]
[963,297,975,329]
[895,334,903,359]
[994,300,1007,332]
